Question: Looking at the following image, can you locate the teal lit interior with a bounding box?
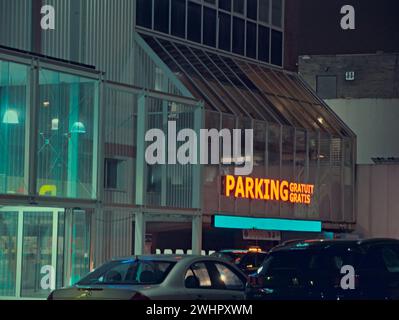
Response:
[0,60,28,195]
[213,215,322,232]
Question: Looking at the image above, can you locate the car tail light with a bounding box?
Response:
[131,292,151,301]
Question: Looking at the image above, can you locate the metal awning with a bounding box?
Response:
[138,33,354,138]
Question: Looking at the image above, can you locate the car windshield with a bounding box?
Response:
[213,251,246,264]
[259,247,361,282]
[258,250,323,285]
[78,259,176,285]
[239,253,268,269]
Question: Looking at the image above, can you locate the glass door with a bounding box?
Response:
[0,211,18,296]
[0,206,91,299]
[62,209,91,286]
[21,211,53,298]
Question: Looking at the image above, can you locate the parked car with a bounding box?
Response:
[237,250,268,275]
[246,238,399,300]
[48,255,247,300]
[211,248,268,275]
[211,249,248,264]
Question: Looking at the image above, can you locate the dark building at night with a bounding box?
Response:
[0,0,356,299]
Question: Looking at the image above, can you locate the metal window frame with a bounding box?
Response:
[136,0,285,68]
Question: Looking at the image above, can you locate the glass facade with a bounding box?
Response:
[37,69,99,199]
[0,60,29,195]
[136,0,285,67]
[0,207,91,299]
[138,34,355,222]
[145,97,199,208]
[0,211,17,296]
[0,55,100,200]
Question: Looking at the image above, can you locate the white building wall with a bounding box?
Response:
[325,99,399,164]
[356,165,399,239]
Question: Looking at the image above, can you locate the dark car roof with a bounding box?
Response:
[270,238,399,253]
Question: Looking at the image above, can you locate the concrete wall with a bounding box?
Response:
[356,165,399,239]
[325,98,399,164]
[298,53,399,99]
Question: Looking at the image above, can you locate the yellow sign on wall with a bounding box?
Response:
[222,175,314,205]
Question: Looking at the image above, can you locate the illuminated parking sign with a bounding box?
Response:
[222,175,315,205]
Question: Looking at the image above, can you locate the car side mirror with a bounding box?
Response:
[185,275,200,289]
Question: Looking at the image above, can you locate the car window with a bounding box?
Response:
[78,260,175,285]
[185,262,212,288]
[323,247,361,273]
[239,253,267,269]
[214,263,244,290]
[382,247,399,273]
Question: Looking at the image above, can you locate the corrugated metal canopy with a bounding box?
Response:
[139,33,353,137]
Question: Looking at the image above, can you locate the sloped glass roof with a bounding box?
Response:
[139,33,354,137]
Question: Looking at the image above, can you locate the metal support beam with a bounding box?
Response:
[135,94,147,205]
[134,211,146,255]
[191,214,202,255]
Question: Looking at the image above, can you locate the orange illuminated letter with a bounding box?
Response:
[245,177,255,199]
[280,180,289,202]
[235,176,245,198]
[224,175,236,197]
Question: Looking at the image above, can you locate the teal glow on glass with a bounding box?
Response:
[213,215,322,232]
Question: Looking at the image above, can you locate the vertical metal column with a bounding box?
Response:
[191,214,203,255]
[63,209,73,286]
[67,83,80,198]
[15,210,24,298]
[135,93,147,206]
[28,59,39,196]
[51,210,58,290]
[134,211,146,255]
[192,102,204,209]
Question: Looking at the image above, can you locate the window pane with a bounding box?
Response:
[190,262,212,287]
[37,69,98,199]
[0,61,28,195]
[233,0,245,14]
[188,1,202,43]
[219,0,232,11]
[258,25,270,62]
[259,0,270,23]
[232,17,245,55]
[247,0,258,20]
[271,29,282,66]
[0,211,17,297]
[215,263,244,290]
[21,212,53,298]
[246,21,257,58]
[203,8,217,47]
[218,12,231,51]
[171,0,186,38]
[104,158,118,189]
[70,211,91,285]
[56,211,65,289]
[268,124,280,166]
[272,0,283,27]
[316,76,337,99]
[136,0,152,28]
[382,247,399,273]
[154,0,169,33]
